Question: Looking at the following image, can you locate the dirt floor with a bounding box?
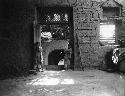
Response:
[0,69,124,96]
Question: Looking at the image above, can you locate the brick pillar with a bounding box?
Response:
[74,0,101,70]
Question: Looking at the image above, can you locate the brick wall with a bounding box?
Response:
[40,0,125,70]
[73,0,125,70]
[121,5,125,40]
[73,0,100,69]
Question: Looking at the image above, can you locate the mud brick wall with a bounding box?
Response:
[120,5,125,40]
[32,0,125,70]
[33,0,125,70]
[74,0,125,70]
[73,0,102,69]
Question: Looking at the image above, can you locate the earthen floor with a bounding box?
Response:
[0,70,124,96]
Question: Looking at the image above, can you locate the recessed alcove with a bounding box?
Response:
[102,7,121,17]
[48,49,65,65]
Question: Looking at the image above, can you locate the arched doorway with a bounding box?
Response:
[36,6,74,70]
[48,49,65,65]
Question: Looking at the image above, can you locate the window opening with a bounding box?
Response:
[39,7,71,42]
[103,7,121,17]
[41,24,70,41]
[43,13,69,23]
[100,23,116,44]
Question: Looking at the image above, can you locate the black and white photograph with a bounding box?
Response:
[0,0,125,96]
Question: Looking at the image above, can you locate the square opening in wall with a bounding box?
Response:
[102,7,121,17]
[100,23,116,44]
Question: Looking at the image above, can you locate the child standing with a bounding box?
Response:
[64,47,72,70]
[64,51,70,70]
[34,42,44,72]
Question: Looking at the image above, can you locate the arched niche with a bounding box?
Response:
[48,49,65,65]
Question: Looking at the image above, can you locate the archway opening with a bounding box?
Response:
[48,49,65,65]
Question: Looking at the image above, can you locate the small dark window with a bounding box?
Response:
[103,7,121,17]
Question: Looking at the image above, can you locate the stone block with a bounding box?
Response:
[90,53,99,61]
[77,30,97,37]
[92,11,100,19]
[77,6,84,12]
[79,43,91,52]
[90,36,99,43]
[81,53,90,59]
[77,12,87,19]
[78,36,91,43]
[77,22,94,29]
[81,58,91,66]
[77,30,91,36]
[90,43,99,51]
[73,7,78,13]
[83,0,92,8]
[91,1,100,10]
[73,13,78,19]
[91,30,98,37]
[76,0,82,6]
